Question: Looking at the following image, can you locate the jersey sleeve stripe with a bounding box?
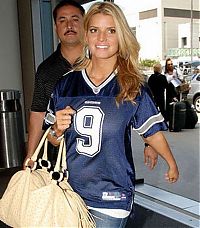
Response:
[132,113,164,135]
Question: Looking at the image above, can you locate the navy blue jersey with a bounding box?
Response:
[44,70,167,211]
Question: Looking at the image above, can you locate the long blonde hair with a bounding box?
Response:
[75,2,143,103]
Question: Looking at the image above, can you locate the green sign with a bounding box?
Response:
[167,48,200,57]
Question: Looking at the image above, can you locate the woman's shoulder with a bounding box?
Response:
[62,69,82,78]
[59,70,82,82]
[54,70,82,90]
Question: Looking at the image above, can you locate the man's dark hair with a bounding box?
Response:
[53,0,85,23]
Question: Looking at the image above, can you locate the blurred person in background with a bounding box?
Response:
[148,63,168,120]
[164,58,180,120]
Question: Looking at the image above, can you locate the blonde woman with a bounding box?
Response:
[45,2,179,227]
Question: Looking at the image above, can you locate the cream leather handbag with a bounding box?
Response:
[0,127,95,227]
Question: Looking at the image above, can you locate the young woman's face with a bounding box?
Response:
[86,13,119,61]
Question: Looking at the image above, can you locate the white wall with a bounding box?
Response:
[0,0,23,92]
[137,18,162,60]
[0,0,26,137]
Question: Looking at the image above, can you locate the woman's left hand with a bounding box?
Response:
[165,166,179,183]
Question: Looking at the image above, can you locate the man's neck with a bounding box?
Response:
[60,44,83,65]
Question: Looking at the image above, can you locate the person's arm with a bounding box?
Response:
[144,131,179,183]
[23,111,45,169]
[144,144,158,170]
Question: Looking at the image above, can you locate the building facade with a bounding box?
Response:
[119,0,200,61]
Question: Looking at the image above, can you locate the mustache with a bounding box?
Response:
[64,29,76,35]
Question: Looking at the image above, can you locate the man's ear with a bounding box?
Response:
[54,24,58,34]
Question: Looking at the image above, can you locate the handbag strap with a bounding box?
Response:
[50,137,67,182]
[61,139,68,179]
[54,137,65,172]
[62,139,67,170]
[37,138,51,170]
[31,127,51,162]
[26,127,68,182]
[42,138,48,160]
[25,127,51,169]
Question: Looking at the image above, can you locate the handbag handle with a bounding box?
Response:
[49,137,66,182]
[38,138,51,169]
[54,137,66,172]
[31,127,52,162]
[25,127,68,182]
[24,127,51,169]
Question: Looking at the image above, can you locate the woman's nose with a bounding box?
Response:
[98,31,107,41]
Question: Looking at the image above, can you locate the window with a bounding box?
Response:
[182,37,187,47]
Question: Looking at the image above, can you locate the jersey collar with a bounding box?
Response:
[82,69,117,94]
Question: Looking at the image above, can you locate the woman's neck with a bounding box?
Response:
[86,60,116,86]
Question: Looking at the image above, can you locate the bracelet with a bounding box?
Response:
[144,143,150,147]
[49,128,64,141]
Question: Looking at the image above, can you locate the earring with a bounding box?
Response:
[85,46,91,59]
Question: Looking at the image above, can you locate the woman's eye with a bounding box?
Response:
[108,28,116,34]
[89,28,97,33]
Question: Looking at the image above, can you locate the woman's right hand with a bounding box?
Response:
[53,106,76,135]
[47,106,76,146]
